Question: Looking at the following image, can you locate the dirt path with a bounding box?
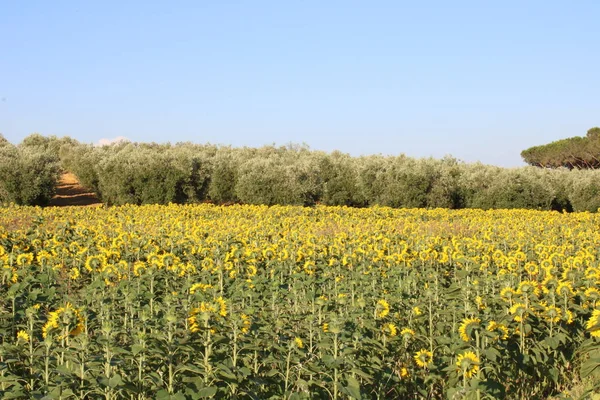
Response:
[50,173,102,207]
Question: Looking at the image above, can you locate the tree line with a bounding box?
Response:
[521,127,600,169]
[1,133,600,212]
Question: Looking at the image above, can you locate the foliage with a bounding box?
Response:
[568,169,600,212]
[207,150,238,204]
[60,143,210,205]
[318,151,364,207]
[59,137,595,211]
[234,146,321,206]
[464,167,556,210]
[5,133,600,211]
[521,127,600,169]
[0,134,60,206]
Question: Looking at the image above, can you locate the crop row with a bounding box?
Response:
[0,204,599,398]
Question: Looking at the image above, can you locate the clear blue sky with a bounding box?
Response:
[1,1,598,166]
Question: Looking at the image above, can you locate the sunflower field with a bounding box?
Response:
[1,204,600,399]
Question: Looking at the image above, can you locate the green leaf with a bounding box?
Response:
[194,386,217,398]
[475,379,505,397]
[483,347,500,362]
[131,343,145,355]
[545,336,560,350]
[446,387,461,400]
[580,357,600,379]
[349,368,373,381]
[1,391,26,399]
[296,378,310,392]
[54,364,75,377]
[108,373,124,388]
[344,375,361,399]
[266,369,279,377]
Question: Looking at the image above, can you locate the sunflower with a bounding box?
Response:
[294,337,304,349]
[584,287,600,300]
[400,327,415,338]
[509,303,528,322]
[540,258,553,270]
[36,250,53,266]
[585,267,600,280]
[187,299,224,333]
[556,281,575,298]
[524,262,539,276]
[84,254,106,272]
[487,321,509,340]
[376,299,390,319]
[42,303,85,339]
[519,280,541,297]
[458,317,481,342]
[542,304,561,324]
[564,310,574,325]
[69,267,80,280]
[382,323,397,337]
[16,253,34,267]
[456,351,480,378]
[240,314,251,334]
[216,297,227,317]
[17,330,30,343]
[414,349,433,368]
[189,282,213,294]
[500,287,518,302]
[475,296,486,310]
[586,309,600,337]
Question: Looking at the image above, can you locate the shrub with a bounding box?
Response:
[0,136,60,206]
[463,167,555,210]
[235,156,314,206]
[568,170,600,212]
[94,144,202,205]
[208,150,239,204]
[374,156,433,208]
[10,133,600,212]
[319,151,364,206]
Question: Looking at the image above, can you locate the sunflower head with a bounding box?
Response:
[509,303,528,322]
[586,309,600,337]
[400,327,415,339]
[376,299,390,319]
[542,304,561,324]
[17,330,30,343]
[458,317,481,342]
[382,323,397,337]
[456,351,480,378]
[294,337,304,349]
[414,349,433,369]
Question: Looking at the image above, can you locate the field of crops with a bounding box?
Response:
[1,204,600,399]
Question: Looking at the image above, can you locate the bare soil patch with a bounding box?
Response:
[50,173,102,207]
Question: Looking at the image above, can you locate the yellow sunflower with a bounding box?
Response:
[456,351,480,378]
[586,309,600,337]
[414,349,433,368]
[458,317,481,342]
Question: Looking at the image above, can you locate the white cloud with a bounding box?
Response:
[96,136,130,146]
